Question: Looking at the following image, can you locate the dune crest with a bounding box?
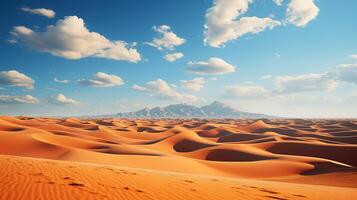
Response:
[0,117,357,199]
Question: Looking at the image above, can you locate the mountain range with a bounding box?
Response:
[114,101,272,119]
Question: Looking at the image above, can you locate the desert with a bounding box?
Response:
[2,0,357,199]
[0,116,356,200]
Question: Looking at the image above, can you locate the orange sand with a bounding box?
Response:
[0,116,356,199]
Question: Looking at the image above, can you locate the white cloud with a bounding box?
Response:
[132,79,197,102]
[48,94,80,106]
[21,7,55,18]
[286,0,319,27]
[272,0,284,6]
[337,63,357,68]
[54,78,69,84]
[0,95,38,105]
[256,63,357,95]
[164,52,184,62]
[262,74,273,79]
[146,25,186,50]
[349,54,357,59]
[0,70,34,89]
[11,16,141,62]
[77,72,124,87]
[204,0,281,47]
[180,77,205,91]
[95,41,141,62]
[275,73,338,93]
[337,63,357,84]
[132,84,149,91]
[224,84,269,98]
[188,57,236,75]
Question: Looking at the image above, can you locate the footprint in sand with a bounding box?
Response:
[243,185,257,189]
[264,195,288,200]
[68,182,84,187]
[259,188,279,194]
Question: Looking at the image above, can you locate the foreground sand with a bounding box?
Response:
[1,155,356,200]
[0,116,357,199]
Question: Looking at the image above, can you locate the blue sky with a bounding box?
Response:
[0,0,357,118]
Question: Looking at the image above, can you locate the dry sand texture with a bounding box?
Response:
[0,116,357,199]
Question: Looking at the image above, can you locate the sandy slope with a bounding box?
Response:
[0,116,357,199]
[1,155,356,200]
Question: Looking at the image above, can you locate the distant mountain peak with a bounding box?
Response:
[203,101,231,108]
[115,101,272,119]
[210,100,224,105]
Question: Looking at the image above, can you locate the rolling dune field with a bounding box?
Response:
[0,116,357,199]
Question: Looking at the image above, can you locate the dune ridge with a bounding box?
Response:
[0,116,357,199]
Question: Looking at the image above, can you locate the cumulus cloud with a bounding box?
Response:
[204,0,281,47]
[272,0,284,6]
[188,57,236,75]
[275,73,338,93]
[164,52,184,62]
[54,78,69,84]
[146,25,186,50]
[224,84,269,98]
[224,63,357,100]
[77,72,124,87]
[0,94,38,105]
[21,7,55,18]
[48,94,80,106]
[286,0,319,27]
[180,77,205,91]
[11,16,141,62]
[273,63,357,94]
[132,79,197,102]
[0,70,34,89]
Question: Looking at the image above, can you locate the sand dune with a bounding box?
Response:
[2,155,357,200]
[0,116,357,199]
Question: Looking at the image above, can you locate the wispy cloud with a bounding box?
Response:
[77,72,124,87]
[21,7,55,18]
[188,57,235,75]
[0,94,38,105]
[132,79,197,102]
[54,78,69,84]
[48,94,81,106]
[180,77,205,91]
